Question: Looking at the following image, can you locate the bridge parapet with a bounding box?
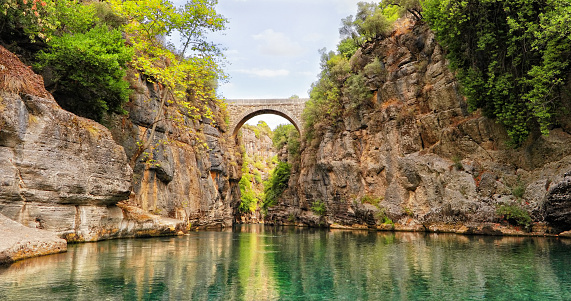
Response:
[225,98,308,137]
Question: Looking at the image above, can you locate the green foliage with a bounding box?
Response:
[2,0,132,121]
[496,204,532,229]
[256,120,272,137]
[311,200,326,216]
[35,25,132,120]
[272,124,300,159]
[337,38,359,59]
[363,57,384,78]
[452,155,463,170]
[340,2,392,47]
[243,122,272,140]
[302,50,345,141]
[385,0,424,20]
[375,207,393,224]
[512,176,526,199]
[360,194,381,207]
[263,161,291,209]
[345,73,373,109]
[238,175,258,213]
[423,0,571,145]
[1,0,58,42]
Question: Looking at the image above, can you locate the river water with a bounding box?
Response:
[1,225,570,300]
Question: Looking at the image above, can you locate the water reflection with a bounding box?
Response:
[1,225,570,300]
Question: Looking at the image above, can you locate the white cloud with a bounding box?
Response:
[235,68,290,77]
[252,29,305,57]
[297,71,315,77]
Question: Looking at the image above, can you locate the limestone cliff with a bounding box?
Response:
[268,20,571,235]
[240,125,276,161]
[105,72,242,229]
[0,44,240,244]
[235,125,277,223]
[0,45,135,241]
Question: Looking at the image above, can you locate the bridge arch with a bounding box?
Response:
[225,98,307,138]
[232,108,302,137]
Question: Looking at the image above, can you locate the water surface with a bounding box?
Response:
[1,225,570,300]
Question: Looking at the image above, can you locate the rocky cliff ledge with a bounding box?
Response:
[268,20,571,235]
[105,71,241,229]
[0,213,66,265]
[0,44,240,249]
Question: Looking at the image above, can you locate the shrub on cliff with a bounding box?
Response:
[273,124,300,159]
[2,1,132,121]
[35,25,132,121]
[263,161,291,209]
[423,0,571,145]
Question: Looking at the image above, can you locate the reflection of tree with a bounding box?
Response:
[1,228,570,300]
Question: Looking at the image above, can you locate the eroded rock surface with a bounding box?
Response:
[0,213,66,265]
[105,72,242,229]
[268,20,571,234]
[0,45,215,243]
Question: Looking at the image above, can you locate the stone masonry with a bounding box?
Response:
[225,98,307,136]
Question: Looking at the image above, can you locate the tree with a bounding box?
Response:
[423,0,571,145]
[385,0,423,21]
[35,25,132,121]
[108,0,227,166]
[3,1,133,121]
[339,2,392,47]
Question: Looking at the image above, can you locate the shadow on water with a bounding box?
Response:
[1,225,571,300]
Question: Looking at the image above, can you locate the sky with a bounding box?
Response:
[174,0,362,129]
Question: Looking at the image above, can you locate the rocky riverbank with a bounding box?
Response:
[0,213,66,265]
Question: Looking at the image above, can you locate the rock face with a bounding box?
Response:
[0,213,67,265]
[0,46,139,241]
[0,45,238,243]
[268,20,571,233]
[105,73,242,229]
[240,126,275,160]
[235,125,277,223]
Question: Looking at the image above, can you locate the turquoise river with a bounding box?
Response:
[1,225,570,300]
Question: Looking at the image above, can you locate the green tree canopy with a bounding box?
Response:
[424,0,571,145]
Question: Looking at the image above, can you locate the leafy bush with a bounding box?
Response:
[375,207,393,225]
[35,25,132,121]
[340,2,392,47]
[363,58,384,78]
[272,123,301,159]
[263,161,291,209]
[360,195,381,207]
[311,200,326,216]
[238,175,258,213]
[345,73,373,109]
[512,176,526,199]
[424,0,571,145]
[496,204,532,229]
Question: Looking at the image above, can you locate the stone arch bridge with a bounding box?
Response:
[225,98,308,137]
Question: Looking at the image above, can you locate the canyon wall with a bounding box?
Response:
[268,20,571,235]
[105,72,242,229]
[0,45,241,242]
[234,125,276,223]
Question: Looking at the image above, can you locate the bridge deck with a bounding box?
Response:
[225,98,309,105]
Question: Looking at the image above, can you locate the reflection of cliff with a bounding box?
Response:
[1,226,569,300]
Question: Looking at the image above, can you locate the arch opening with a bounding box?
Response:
[232,108,302,137]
